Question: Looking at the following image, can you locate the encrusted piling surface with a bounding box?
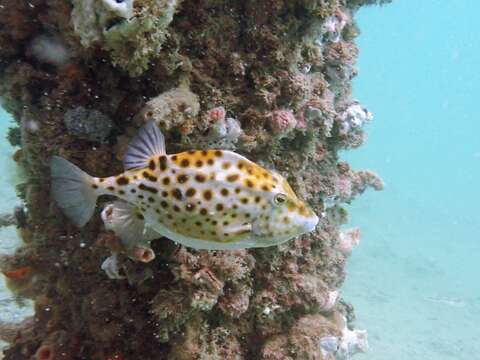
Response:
[0,0,389,358]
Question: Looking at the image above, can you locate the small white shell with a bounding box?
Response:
[338,101,372,135]
[320,290,340,311]
[338,326,368,359]
[101,0,134,18]
[319,316,368,359]
[337,228,361,256]
[319,335,339,357]
[101,254,125,280]
[321,11,349,43]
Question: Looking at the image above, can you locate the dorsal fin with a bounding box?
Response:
[123,121,166,170]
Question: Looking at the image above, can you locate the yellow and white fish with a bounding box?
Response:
[50,121,319,250]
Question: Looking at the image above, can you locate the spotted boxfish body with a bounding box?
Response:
[50,122,319,250]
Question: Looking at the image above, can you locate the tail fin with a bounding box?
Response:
[50,156,98,227]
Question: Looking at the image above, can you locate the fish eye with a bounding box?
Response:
[273,193,287,205]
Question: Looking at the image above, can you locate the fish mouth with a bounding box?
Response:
[304,214,319,232]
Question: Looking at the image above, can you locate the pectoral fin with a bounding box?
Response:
[101,201,159,249]
[221,222,252,238]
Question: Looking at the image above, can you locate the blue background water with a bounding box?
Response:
[0,108,34,352]
[342,1,480,359]
[0,1,479,359]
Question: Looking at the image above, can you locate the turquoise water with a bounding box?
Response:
[342,1,480,359]
[0,109,20,251]
[0,108,34,352]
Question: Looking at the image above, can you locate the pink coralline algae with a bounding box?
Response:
[207,106,227,123]
[336,177,354,200]
[269,109,298,135]
[321,289,340,311]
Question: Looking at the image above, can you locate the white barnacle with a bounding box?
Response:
[101,0,134,19]
[101,253,125,280]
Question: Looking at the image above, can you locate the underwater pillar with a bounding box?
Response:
[0,0,388,359]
